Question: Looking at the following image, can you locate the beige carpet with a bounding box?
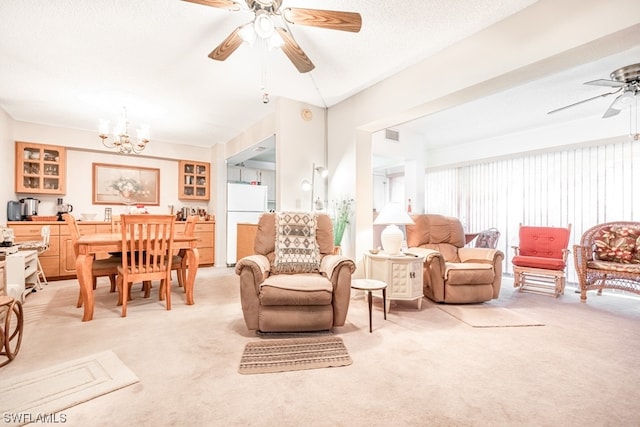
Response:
[239,336,352,374]
[4,268,640,426]
[437,304,545,327]
[0,350,139,426]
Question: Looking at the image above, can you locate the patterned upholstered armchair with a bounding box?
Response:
[405,214,504,304]
[235,212,355,332]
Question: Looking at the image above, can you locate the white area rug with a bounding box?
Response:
[437,305,545,328]
[0,350,139,426]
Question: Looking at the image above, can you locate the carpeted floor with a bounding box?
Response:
[0,350,139,426]
[3,267,640,426]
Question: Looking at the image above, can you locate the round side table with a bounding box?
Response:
[351,279,387,333]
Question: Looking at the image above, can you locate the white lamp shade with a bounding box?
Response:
[374,203,414,225]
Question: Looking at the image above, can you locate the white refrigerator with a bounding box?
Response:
[227,183,268,265]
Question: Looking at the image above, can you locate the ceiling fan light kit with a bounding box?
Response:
[183,0,362,73]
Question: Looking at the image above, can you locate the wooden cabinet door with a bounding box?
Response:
[15,141,66,194]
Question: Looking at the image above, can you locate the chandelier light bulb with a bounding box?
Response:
[98,107,150,155]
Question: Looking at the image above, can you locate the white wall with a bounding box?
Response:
[326,0,640,261]
[0,109,15,223]
[275,98,326,211]
[8,121,213,220]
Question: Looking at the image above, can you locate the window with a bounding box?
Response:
[425,139,640,284]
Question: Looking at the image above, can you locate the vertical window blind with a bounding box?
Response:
[424,139,640,283]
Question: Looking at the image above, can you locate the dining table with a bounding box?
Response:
[75,232,199,321]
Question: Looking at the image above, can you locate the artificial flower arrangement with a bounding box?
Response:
[331,196,355,247]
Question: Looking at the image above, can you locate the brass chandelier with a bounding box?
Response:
[99,107,150,154]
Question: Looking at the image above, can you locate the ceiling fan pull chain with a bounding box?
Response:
[260,40,269,103]
[632,95,639,141]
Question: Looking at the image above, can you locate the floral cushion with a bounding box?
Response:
[593,225,640,264]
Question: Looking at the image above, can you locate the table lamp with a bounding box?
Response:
[373,203,414,255]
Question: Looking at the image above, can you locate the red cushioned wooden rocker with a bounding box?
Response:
[511,224,572,297]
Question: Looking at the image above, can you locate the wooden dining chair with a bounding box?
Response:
[62,214,121,308]
[116,214,176,317]
[171,215,198,289]
[110,215,122,233]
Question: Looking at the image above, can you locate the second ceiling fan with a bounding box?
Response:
[548,63,640,118]
[183,0,362,73]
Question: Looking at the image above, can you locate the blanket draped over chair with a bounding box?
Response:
[273,212,320,274]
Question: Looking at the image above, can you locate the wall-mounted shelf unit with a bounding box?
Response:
[15,141,66,195]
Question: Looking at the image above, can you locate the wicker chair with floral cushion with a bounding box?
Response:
[574,222,640,302]
[512,224,572,297]
[235,212,355,333]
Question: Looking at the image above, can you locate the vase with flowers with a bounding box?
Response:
[331,196,355,253]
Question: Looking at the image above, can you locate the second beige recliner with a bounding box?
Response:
[405,214,504,304]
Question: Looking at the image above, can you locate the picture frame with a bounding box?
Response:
[92,163,160,205]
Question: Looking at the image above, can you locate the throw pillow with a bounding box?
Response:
[593,225,640,264]
[273,212,320,274]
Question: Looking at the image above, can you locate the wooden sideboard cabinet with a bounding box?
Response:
[175,220,215,265]
[15,141,66,195]
[10,219,216,280]
[178,160,210,201]
[10,222,61,278]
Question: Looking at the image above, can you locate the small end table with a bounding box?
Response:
[351,279,387,333]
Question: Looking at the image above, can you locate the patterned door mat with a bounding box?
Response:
[239,336,352,374]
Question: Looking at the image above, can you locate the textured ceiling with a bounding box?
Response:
[0,0,637,159]
[0,0,539,148]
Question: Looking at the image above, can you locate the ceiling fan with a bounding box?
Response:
[548,63,640,118]
[182,0,362,73]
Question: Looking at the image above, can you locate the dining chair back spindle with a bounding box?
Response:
[117,214,176,317]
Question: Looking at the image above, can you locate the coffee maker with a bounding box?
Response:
[56,198,73,221]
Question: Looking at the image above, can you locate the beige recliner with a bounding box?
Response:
[235,212,355,332]
[405,214,504,304]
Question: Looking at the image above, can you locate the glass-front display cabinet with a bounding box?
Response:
[15,141,66,195]
[179,160,210,200]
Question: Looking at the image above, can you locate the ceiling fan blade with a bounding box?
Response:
[275,27,315,73]
[602,94,622,118]
[182,0,241,11]
[584,78,626,88]
[547,89,621,115]
[208,26,244,61]
[282,8,362,32]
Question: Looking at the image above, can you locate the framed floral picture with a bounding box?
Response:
[92,163,160,205]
